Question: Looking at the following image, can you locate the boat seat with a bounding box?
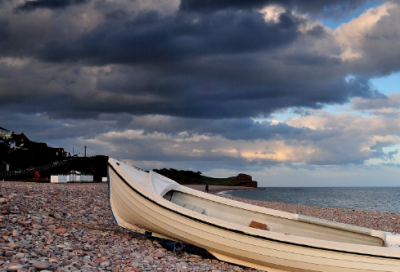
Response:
[184,204,205,214]
[250,221,268,230]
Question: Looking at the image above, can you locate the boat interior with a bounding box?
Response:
[163,190,385,247]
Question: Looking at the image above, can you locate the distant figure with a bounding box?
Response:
[205,184,209,193]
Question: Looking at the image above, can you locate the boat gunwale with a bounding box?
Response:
[107,161,400,260]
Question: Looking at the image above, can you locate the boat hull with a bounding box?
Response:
[108,161,400,272]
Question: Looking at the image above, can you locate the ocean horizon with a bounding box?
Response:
[220,186,400,213]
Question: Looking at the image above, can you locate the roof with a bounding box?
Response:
[0,127,9,132]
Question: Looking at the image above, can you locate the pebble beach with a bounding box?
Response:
[0,182,399,272]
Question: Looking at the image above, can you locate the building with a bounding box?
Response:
[51,170,93,183]
[51,147,70,157]
[0,127,10,139]
[13,132,29,143]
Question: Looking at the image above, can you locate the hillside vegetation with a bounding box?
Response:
[153,168,257,187]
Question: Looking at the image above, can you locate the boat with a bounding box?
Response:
[108,158,400,272]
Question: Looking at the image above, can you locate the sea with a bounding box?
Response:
[220,187,400,213]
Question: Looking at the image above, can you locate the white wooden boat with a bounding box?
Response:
[108,158,400,272]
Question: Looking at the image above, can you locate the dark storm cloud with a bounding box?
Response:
[135,117,346,142]
[0,0,398,169]
[0,0,383,121]
[85,63,377,119]
[179,0,371,17]
[0,19,10,52]
[130,116,315,141]
[35,10,302,64]
[16,0,89,12]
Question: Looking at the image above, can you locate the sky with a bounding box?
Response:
[1,0,400,187]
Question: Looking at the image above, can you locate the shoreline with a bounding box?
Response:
[185,184,262,194]
[0,182,399,272]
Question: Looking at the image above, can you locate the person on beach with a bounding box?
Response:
[205,184,209,193]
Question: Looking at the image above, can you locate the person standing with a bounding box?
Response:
[205,184,209,193]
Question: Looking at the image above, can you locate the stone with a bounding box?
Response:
[4,251,14,257]
[33,261,50,270]
[32,224,43,230]
[0,198,7,204]
[44,231,53,239]
[9,244,19,249]
[15,253,25,258]
[130,262,139,268]
[100,260,110,267]
[6,263,24,272]
[53,228,67,234]
[30,230,39,236]
[17,221,27,227]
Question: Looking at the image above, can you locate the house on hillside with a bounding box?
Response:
[0,127,10,139]
[51,147,70,157]
[0,127,14,149]
[13,132,29,143]
[10,132,30,150]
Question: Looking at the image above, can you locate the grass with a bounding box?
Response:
[201,176,234,185]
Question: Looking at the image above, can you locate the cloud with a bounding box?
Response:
[16,0,89,12]
[1,0,400,181]
[179,0,371,16]
[35,10,303,64]
[0,0,388,122]
[334,2,392,60]
[352,93,400,109]
[128,115,315,141]
[90,109,396,166]
[23,17,375,119]
[333,2,400,77]
[2,98,400,172]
